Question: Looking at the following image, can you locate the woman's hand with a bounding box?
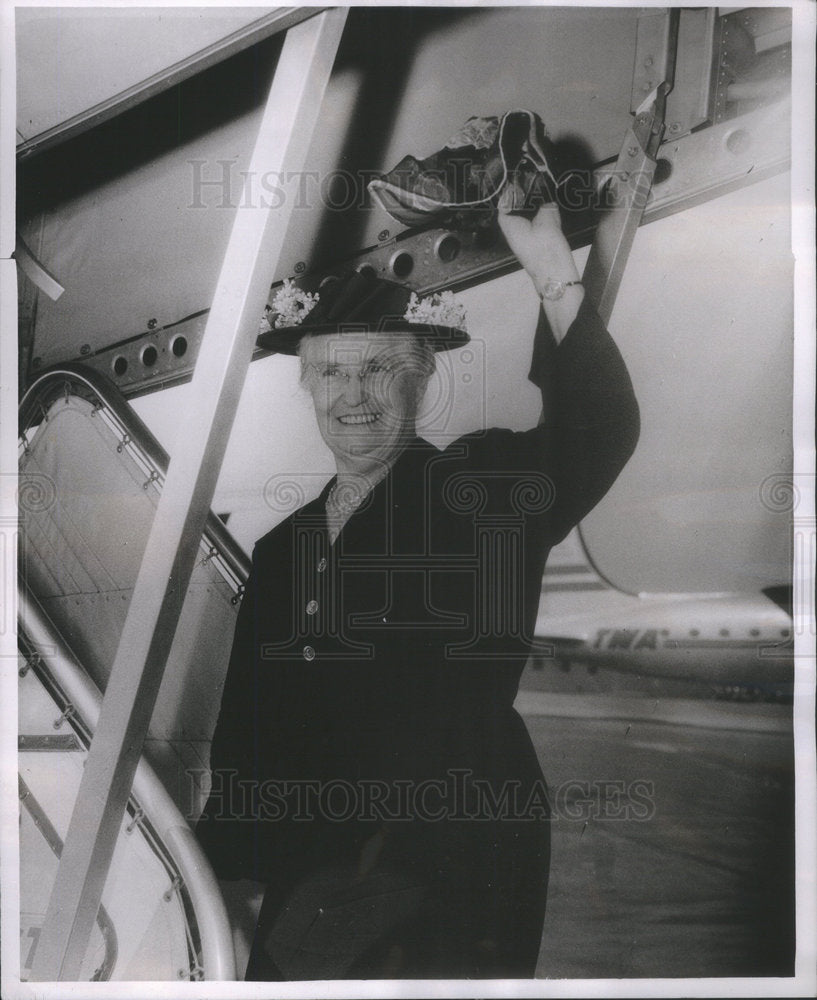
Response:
[496,201,561,272]
[498,202,583,345]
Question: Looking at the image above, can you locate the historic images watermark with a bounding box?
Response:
[2,472,57,647]
[193,768,655,824]
[187,160,653,214]
[758,472,815,654]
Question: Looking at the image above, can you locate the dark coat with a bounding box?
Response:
[197,296,639,908]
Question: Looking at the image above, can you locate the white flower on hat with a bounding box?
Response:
[403,290,467,331]
[262,279,320,331]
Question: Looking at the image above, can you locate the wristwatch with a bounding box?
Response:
[541,279,583,301]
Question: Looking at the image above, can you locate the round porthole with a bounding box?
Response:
[434,234,461,263]
[141,345,158,367]
[389,251,414,279]
[113,356,128,377]
[171,335,188,358]
[725,128,751,155]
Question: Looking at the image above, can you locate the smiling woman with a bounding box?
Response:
[298,331,435,540]
[195,202,640,979]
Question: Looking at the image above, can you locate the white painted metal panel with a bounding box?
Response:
[581,170,792,594]
[16,7,291,144]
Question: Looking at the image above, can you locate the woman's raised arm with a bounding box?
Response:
[498,202,640,542]
[498,203,584,345]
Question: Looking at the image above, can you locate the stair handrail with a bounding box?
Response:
[19,362,251,587]
[18,585,237,981]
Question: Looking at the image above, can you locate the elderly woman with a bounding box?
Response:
[196,202,639,979]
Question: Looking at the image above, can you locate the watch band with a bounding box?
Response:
[541,279,583,302]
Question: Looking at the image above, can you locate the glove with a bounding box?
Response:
[368,109,559,231]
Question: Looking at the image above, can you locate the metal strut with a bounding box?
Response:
[582,8,680,325]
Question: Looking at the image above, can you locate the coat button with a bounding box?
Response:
[302,645,316,661]
[317,558,327,573]
[306,600,318,615]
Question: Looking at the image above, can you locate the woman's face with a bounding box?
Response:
[300,331,432,468]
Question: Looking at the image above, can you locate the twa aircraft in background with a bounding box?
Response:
[532,526,793,695]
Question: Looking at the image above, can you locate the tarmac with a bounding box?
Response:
[517,666,795,979]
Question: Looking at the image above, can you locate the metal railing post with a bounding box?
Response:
[583,8,680,324]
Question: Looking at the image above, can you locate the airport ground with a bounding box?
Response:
[519,661,795,978]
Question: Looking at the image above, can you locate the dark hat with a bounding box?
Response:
[256,270,469,356]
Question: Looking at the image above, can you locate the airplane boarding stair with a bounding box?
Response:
[18,365,246,980]
[17,591,235,981]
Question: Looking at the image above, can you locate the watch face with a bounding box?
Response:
[542,280,565,301]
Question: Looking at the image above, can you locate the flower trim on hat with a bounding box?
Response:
[403,290,467,332]
[260,279,320,334]
[258,280,467,336]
